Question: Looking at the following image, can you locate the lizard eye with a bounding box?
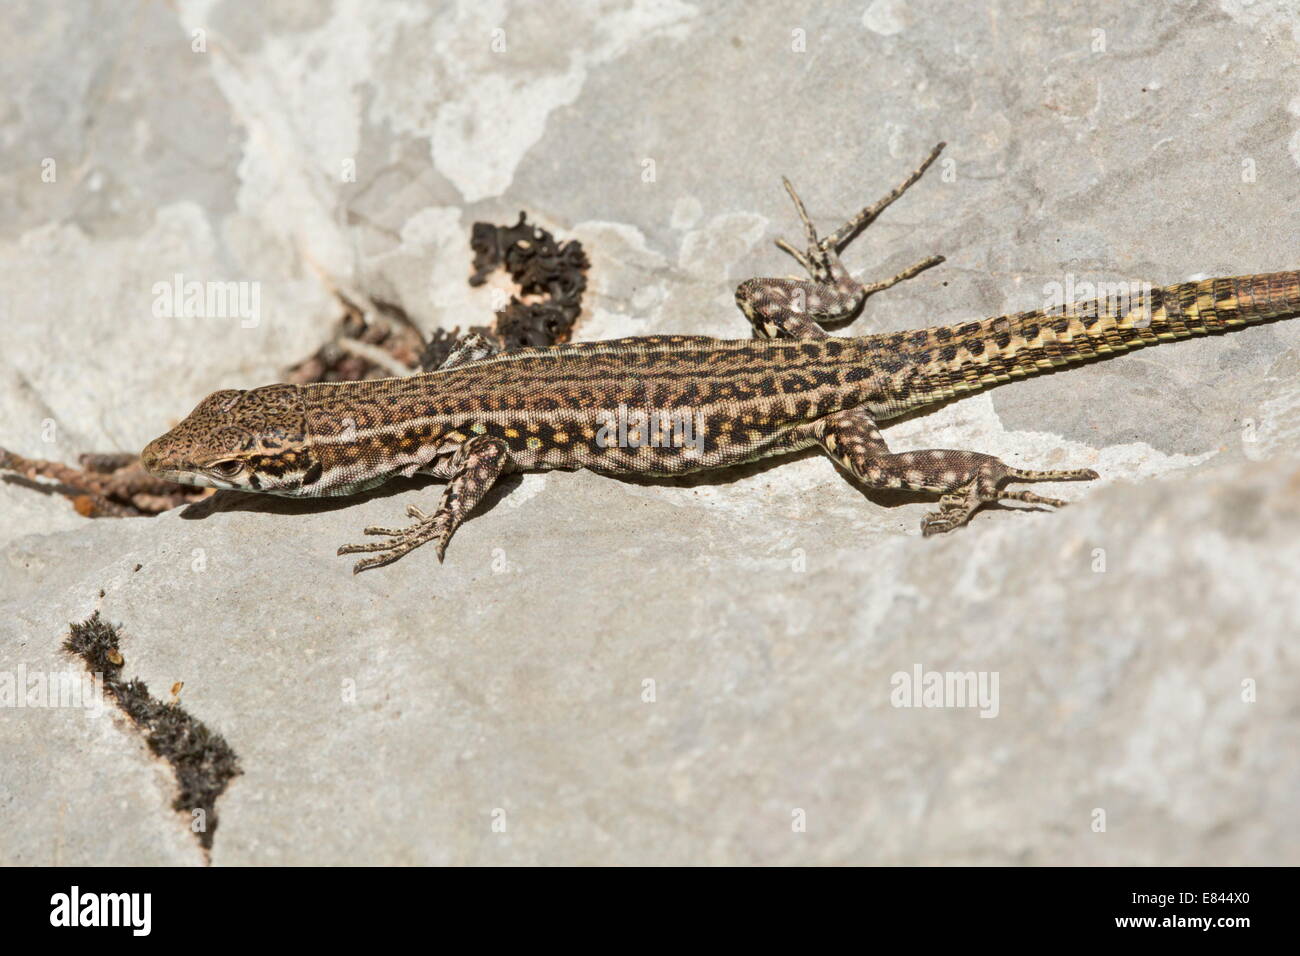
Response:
[210,459,244,479]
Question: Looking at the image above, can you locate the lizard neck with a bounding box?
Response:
[300,379,459,495]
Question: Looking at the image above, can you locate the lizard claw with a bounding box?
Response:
[337,434,511,572]
[921,506,969,537]
[337,509,454,572]
[919,465,1098,536]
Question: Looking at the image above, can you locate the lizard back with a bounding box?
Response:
[300,334,886,477]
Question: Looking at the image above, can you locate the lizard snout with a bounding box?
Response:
[140,435,169,474]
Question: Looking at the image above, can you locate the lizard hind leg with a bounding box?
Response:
[809,409,1098,536]
[736,143,947,339]
[916,459,1099,535]
[912,456,1099,536]
[820,141,946,254]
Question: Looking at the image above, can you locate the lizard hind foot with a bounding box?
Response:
[919,466,1100,537]
[1005,467,1100,483]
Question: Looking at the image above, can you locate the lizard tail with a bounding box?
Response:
[906,271,1300,408]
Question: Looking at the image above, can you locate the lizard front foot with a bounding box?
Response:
[336,434,514,573]
[337,504,452,573]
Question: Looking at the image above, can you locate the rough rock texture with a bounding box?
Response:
[2,0,1298,865]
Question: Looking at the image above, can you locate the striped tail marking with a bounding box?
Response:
[902,271,1300,408]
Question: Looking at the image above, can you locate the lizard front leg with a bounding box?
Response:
[337,434,513,572]
[808,409,1098,535]
[435,331,499,370]
[735,142,946,339]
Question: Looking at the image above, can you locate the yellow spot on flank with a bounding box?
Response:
[505,428,520,439]
[471,422,487,434]
[553,432,569,443]
[526,436,543,450]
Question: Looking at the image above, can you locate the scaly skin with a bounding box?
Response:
[142,144,1300,571]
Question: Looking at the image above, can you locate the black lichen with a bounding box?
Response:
[64,612,241,852]
[422,212,591,369]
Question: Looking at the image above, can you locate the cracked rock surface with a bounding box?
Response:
[2,0,1298,864]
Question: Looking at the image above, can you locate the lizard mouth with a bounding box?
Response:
[140,439,213,488]
[140,436,170,475]
[153,469,208,487]
[144,465,217,489]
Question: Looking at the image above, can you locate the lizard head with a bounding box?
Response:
[141,384,324,496]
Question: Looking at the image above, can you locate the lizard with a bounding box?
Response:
[140,142,1300,572]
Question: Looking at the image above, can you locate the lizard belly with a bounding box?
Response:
[507,419,813,476]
